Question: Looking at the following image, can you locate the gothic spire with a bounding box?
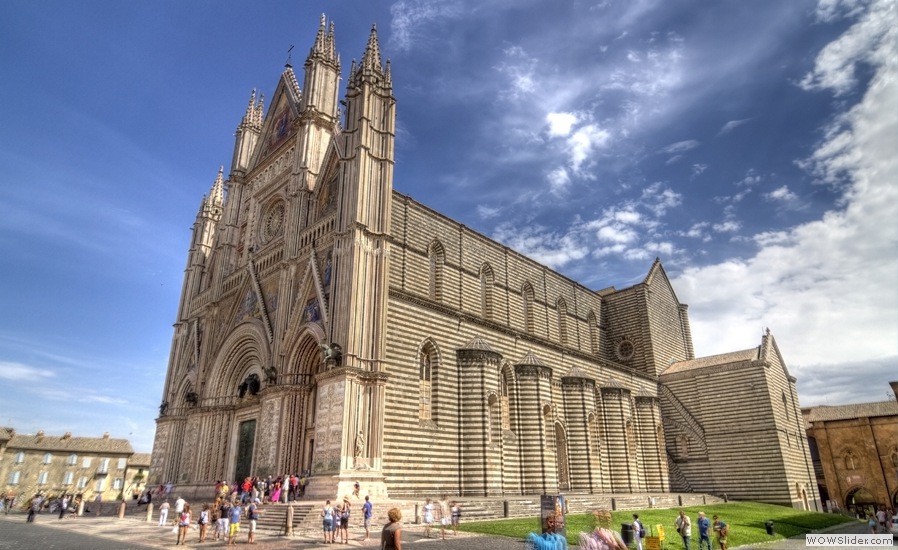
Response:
[240,89,262,131]
[360,24,383,75]
[209,165,225,208]
[308,13,339,66]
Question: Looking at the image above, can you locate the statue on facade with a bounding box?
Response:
[354,431,366,458]
[321,342,343,366]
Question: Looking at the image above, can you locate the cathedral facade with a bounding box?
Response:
[150,16,819,508]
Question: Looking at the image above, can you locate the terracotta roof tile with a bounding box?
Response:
[7,433,133,454]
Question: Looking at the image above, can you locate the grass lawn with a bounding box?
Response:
[458,501,857,547]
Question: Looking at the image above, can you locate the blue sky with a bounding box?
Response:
[1,0,895,453]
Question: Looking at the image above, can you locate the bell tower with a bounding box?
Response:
[304,23,395,500]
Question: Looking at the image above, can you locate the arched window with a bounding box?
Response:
[499,366,512,431]
[556,297,568,346]
[522,282,535,334]
[428,241,445,302]
[587,310,599,355]
[479,263,495,319]
[782,391,790,420]
[676,434,689,458]
[419,343,436,421]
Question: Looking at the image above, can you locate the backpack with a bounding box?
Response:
[719,524,729,537]
[636,520,646,538]
[341,507,350,520]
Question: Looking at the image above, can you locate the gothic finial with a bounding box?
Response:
[209,166,225,208]
[286,44,294,68]
[255,94,265,126]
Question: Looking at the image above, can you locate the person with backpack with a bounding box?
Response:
[247,498,262,544]
[696,511,712,550]
[632,513,645,550]
[339,496,351,543]
[321,499,335,544]
[712,515,729,550]
[675,510,692,550]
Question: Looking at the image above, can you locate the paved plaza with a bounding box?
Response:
[0,509,893,549]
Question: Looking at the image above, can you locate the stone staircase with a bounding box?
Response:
[660,384,708,454]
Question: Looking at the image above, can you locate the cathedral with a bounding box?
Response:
[150,15,819,509]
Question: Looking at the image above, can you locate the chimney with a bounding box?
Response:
[62,432,71,440]
[103,432,110,439]
[890,381,898,401]
[36,430,44,438]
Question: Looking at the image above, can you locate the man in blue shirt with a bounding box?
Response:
[697,512,712,550]
[228,503,242,546]
[362,495,373,541]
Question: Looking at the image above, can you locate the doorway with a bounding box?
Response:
[235,419,256,482]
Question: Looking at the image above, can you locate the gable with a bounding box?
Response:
[250,71,302,169]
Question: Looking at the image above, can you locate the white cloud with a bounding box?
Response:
[390,0,465,52]
[495,46,539,100]
[712,220,741,233]
[717,118,751,135]
[568,124,612,173]
[765,185,798,202]
[546,112,578,137]
[547,167,571,195]
[691,163,709,177]
[477,205,501,219]
[673,0,898,388]
[492,223,589,269]
[799,0,894,96]
[658,139,699,155]
[0,361,55,381]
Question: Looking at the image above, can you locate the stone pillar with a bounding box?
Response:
[456,337,503,496]
[146,502,154,523]
[600,380,634,492]
[514,351,555,494]
[561,368,597,492]
[635,392,668,492]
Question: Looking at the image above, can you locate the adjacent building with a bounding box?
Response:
[803,382,898,514]
[150,14,819,508]
[0,428,134,502]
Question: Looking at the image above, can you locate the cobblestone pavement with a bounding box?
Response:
[1,511,893,550]
[0,512,526,549]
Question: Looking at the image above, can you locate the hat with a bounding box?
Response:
[254,498,261,503]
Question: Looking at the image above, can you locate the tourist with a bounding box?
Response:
[339,496,351,543]
[247,498,261,544]
[227,499,242,545]
[362,495,373,541]
[175,495,186,516]
[198,503,210,543]
[876,507,887,533]
[450,501,461,536]
[422,497,434,538]
[437,495,449,540]
[711,515,728,550]
[216,497,231,541]
[322,499,335,544]
[633,513,645,550]
[381,507,403,550]
[158,500,170,526]
[270,478,281,504]
[27,493,43,523]
[59,494,69,520]
[675,510,692,550]
[696,511,712,550]
[577,509,627,550]
[176,503,191,545]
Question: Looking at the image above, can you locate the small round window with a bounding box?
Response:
[616,340,635,361]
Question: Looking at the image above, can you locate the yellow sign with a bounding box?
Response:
[645,536,662,550]
[655,524,665,541]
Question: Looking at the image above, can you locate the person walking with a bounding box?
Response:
[321,499,335,544]
[712,515,729,550]
[696,511,712,550]
[632,513,645,550]
[422,497,434,538]
[176,503,191,545]
[450,501,461,536]
[227,501,242,546]
[198,503,210,543]
[362,495,373,541]
[247,498,261,544]
[158,500,170,526]
[58,495,69,520]
[675,510,692,550]
[381,507,403,550]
